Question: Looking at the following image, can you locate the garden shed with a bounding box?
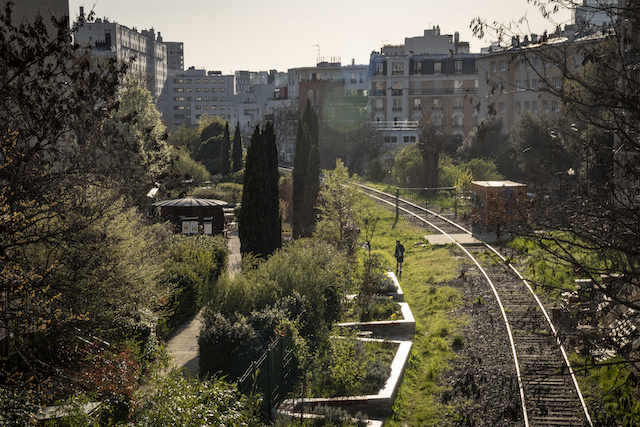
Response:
[153,197,229,235]
[471,181,527,232]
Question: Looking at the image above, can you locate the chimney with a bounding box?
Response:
[531,33,538,43]
[454,31,460,43]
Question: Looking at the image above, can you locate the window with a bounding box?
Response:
[454,80,464,91]
[204,97,209,101]
[220,96,225,101]
[498,102,505,113]
[516,80,521,90]
[491,61,497,72]
[533,57,540,68]
[553,77,562,88]
[376,62,384,75]
[219,79,225,83]
[375,99,383,111]
[500,82,506,93]
[392,81,402,96]
[455,60,462,73]
[195,97,202,101]
[203,105,209,110]
[186,88,192,92]
[211,105,217,110]
[413,98,422,110]
[204,88,209,92]
[532,101,538,112]
[392,62,404,75]
[173,88,184,92]
[195,105,201,110]
[552,100,560,111]
[204,79,209,84]
[350,72,357,83]
[524,101,530,111]
[453,97,463,109]
[186,79,192,83]
[392,98,402,111]
[543,100,549,111]
[515,102,521,111]
[403,136,416,143]
[220,105,225,110]
[174,105,185,110]
[195,79,201,84]
[434,62,441,74]
[413,61,422,73]
[532,79,539,89]
[173,96,185,101]
[433,98,440,108]
[173,78,184,83]
[196,88,201,92]
[220,88,225,92]
[212,88,217,92]
[500,60,506,71]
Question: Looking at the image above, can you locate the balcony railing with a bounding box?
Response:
[409,88,477,96]
[372,120,419,131]
[391,89,403,96]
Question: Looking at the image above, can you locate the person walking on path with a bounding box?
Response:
[394,240,405,278]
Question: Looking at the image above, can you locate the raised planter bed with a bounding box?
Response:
[337,302,416,338]
[278,339,413,418]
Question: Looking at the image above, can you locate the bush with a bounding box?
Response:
[198,307,290,380]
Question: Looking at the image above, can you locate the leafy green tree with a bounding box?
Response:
[108,77,171,203]
[221,122,231,175]
[417,117,451,188]
[458,118,514,177]
[392,144,425,187]
[509,111,572,190]
[237,123,281,259]
[232,121,243,172]
[293,99,320,238]
[316,159,362,246]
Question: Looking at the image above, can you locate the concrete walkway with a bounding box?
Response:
[165,231,241,377]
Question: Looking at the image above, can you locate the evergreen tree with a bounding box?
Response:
[232,122,243,172]
[221,122,231,175]
[237,123,281,259]
[292,100,320,238]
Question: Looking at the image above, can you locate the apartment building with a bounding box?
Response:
[164,67,235,127]
[476,30,601,130]
[165,41,185,72]
[287,58,369,167]
[73,12,167,106]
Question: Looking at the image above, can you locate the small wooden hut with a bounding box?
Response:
[471,181,527,232]
[153,197,229,235]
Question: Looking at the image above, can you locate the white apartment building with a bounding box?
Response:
[73,12,167,106]
[164,68,235,128]
[574,0,618,29]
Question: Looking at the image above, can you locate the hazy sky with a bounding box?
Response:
[68,0,573,73]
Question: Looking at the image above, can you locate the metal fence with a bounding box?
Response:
[237,337,298,416]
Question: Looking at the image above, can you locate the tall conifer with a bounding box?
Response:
[221,122,231,175]
[292,100,320,238]
[232,122,243,172]
[237,123,280,258]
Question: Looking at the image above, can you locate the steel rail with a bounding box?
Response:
[358,183,593,426]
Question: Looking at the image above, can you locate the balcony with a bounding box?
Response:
[372,90,386,96]
[391,89,403,96]
[409,88,477,96]
[392,107,403,112]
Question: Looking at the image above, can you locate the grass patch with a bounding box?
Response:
[359,200,466,426]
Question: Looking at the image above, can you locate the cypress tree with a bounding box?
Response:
[221,121,231,175]
[292,100,320,238]
[237,124,280,259]
[232,122,243,172]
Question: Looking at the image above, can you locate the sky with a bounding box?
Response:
[68,0,574,74]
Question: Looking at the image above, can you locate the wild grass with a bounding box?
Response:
[359,200,467,426]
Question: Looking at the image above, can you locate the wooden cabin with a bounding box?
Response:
[471,181,527,232]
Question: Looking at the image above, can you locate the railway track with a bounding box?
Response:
[358,184,592,427]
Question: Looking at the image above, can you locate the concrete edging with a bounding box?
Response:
[279,339,413,418]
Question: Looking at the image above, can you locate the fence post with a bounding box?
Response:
[394,187,399,228]
[454,187,458,219]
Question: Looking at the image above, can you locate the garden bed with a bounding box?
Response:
[337,302,415,338]
[279,339,413,418]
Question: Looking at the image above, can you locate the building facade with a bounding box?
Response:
[164,41,184,72]
[164,67,235,127]
[73,14,167,106]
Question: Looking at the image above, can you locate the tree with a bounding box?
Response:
[221,121,231,175]
[417,117,450,188]
[232,121,243,172]
[237,123,281,259]
[458,118,514,177]
[316,159,362,246]
[292,99,320,238]
[509,111,572,190]
[0,4,171,416]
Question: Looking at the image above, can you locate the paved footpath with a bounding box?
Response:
[165,230,241,377]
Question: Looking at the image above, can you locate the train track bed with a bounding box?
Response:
[358,183,591,426]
